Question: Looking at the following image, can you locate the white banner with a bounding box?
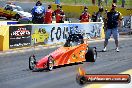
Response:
[31,22,103,45]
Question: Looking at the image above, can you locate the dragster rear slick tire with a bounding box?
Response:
[85,47,97,62]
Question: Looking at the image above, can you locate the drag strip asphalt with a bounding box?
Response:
[0,36,132,88]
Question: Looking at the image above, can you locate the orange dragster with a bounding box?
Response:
[29,34,97,71]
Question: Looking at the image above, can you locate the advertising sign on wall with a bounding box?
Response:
[8,23,103,49]
[31,26,49,45]
[31,23,103,45]
[9,25,32,48]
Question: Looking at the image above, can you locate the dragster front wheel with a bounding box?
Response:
[29,55,36,70]
[47,56,54,71]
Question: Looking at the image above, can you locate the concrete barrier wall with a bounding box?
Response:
[0,22,104,51]
[0,25,9,51]
[0,21,19,25]
[0,35,4,51]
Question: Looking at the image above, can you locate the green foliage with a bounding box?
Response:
[40,0,131,7]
